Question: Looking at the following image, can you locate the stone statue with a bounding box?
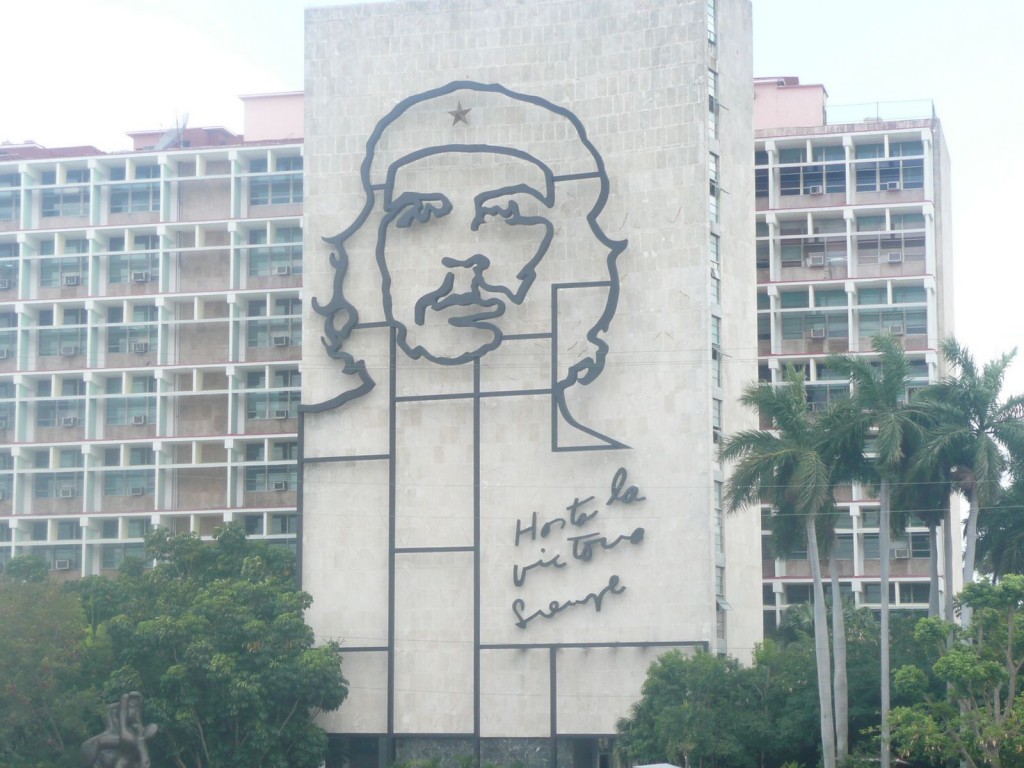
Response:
[80,692,158,768]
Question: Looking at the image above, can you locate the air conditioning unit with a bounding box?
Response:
[808,328,827,339]
[893,548,910,559]
[131,414,147,426]
[806,185,824,195]
[0,418,7,430]
[129,487,145,496]
[882,180,901,191]
[273,409,290,419]
[54,559,71,570]
[60,345,78,356]
[0,490,6,501]
[131,341,149,353]
[61,415,78,427]
[131,271,150,283]
[272,480,288,491]
[0,279,10,290]
[272,336,290,347]
[0,349,8,360]
[272,265,291,276]
[888,324,905,336]
[59,487,74,499]
[62,274,81,287]
[808,254,826,267]
[887,251,904,264]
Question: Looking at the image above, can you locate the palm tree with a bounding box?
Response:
[976,478,1024,579]
[914,339,1024,622]
[890,434,952,619]
[721,368,840,768]
[826,334,925,768]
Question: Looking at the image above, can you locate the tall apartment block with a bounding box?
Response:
[753,78,958,633]
[0,93,305,577]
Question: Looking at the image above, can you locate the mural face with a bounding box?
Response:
[377,150,555,364]
[309,81,626,452]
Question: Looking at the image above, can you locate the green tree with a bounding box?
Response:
[890,576,1024,768]
[616,650,762,768]
[98,524,348,768]
[827,333,926,768]
[916,340,1024,617]
[0,570,101,766]
[4,553,51,583]
[721,368,842,768]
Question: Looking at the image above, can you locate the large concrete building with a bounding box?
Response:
[299,0,758,765]
[0,4,959,768]
[0,94,305,576]
[753,78,960,632]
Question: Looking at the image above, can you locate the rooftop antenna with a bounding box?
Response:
[153,111,189,151]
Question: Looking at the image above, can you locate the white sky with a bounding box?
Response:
[3,0,1022,394]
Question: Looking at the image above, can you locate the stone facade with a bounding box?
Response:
[301,0,756,763]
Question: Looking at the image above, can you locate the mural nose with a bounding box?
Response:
[441,254,490,272]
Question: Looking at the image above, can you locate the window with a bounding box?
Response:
[101,543,146,569]
[712,399,723,441]
[858,287,887,306]
[709,233,720,266]
[863,534,880,559]
[706,0,716,44]
[37,379,85,427]
[57,520,82,540]
[806,383,849,411]
[238,514,262,535]
[833,534,854,559]
[247,298,301,348]
[858,308,927,338]
[854,140,924,192]
[709,153,720,223]
[781,311,848,341]
[247,226,303,277]
[785,584,812,604]
[244,440,298,492]
[39,244,88,288]
[0,311,16,359]
[901,583,930,604]
[41,169,90,217]
[245,368,301,420]
[103,468,154,497]
[711,316,721,348]
[108,234,159,284]
[270,514,298,534]
[780,144,845,196]
[815,289,847,307]
[107,305,158,353]
[780,290,809,309]
[105,375,156,426]
[713,481,723,554]
[911,532,930,558]
[0,173,20,221]
[126,518,151,538]
[892,285,926,304]
[250,156,303,205]
[110,166,160,213]
[38,325,86,357]
[707,70,718,140]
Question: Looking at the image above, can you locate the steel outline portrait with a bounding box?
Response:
[308,81,626,449]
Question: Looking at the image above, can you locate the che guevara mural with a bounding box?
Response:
[300,80,706,743]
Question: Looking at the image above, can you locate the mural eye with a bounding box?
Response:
[394,197,451,228]
[475,200,523,228]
